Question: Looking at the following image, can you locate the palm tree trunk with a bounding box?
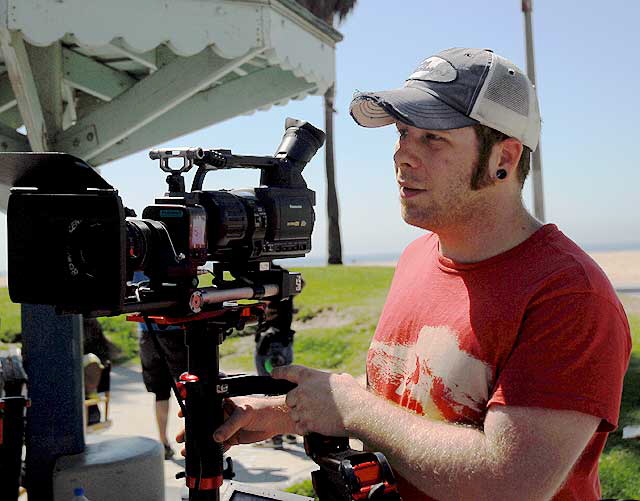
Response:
[324,83,343,265]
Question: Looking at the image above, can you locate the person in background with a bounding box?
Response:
[252,296,298,449]
[82,317,115,426]
[135,271,188,460]
[190,48,631,499]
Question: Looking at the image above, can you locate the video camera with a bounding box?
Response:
[6,117,324,317]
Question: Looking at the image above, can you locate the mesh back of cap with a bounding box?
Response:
[484,59,529,117]
[469,54,540,150]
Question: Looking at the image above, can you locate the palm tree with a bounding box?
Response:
[294,0,358,265]
[293,0,357,22]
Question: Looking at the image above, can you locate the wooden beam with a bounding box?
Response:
[74,93,106,121]
[107,39,158,72]
[91,67,314,166]
[0,30,47,150]
[62,83,77,130]
[62,47,138,102]
[55,46,265,161]
[26,42,65,139]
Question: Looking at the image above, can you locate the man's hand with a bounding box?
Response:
[175,364,368,455]
[272,365,368,437]
[176,396,289,454]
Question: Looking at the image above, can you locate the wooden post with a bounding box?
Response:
[324,84,343,265]
[522,0,545,221]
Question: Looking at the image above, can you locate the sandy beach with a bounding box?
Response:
[587,250,640,316]
[359,250,640,284]
[586,250,640,289]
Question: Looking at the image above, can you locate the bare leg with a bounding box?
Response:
[155,398,170,445]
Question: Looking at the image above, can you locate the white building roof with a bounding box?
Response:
[0,0,341,169]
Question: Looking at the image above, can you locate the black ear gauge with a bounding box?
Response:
[496,169,507,180]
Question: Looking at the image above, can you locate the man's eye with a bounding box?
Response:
[423,133,443,142]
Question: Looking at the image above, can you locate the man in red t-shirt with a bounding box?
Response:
[367,225,629,499]
[182,48,631,500]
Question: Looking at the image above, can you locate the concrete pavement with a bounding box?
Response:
[89,364,317,500]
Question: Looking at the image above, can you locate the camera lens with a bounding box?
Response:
[125,219,152,272]
[65,220,106,279]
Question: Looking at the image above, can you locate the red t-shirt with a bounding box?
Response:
[366,225,631,500]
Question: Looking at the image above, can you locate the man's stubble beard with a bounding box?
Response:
[399,156,490,232]
[400,196,444,231]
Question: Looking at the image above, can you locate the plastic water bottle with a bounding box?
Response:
[72,487,90,500]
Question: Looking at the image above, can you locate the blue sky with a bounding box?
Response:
[1,0,639,269]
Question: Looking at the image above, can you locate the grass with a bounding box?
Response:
[599,313,640,498]
[285,479,317,499]
[0,288,22,344]
[216,266,394,375]
[98,314,140,364]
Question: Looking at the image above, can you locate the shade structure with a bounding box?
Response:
[0,0,342,206]
[0,2,342,498]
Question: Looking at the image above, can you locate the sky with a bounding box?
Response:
[1,0,639,269]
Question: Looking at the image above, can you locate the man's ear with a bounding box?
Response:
[496,138,523,176]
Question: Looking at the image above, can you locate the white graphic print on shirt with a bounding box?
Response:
[368,325,494,423]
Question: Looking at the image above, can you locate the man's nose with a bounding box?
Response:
[394,141,419,170]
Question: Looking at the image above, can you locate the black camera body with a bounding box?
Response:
[6,118,324,317]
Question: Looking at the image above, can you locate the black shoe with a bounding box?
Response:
[283,434,298,444]
[253,435,284,450]
[87,404,101,425]
[164,444,175,460]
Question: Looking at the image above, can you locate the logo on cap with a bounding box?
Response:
[408,56,456,83]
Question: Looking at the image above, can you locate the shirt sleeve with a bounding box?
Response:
[488,292,631,431]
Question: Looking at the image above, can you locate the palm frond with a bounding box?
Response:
[293,0,358,24]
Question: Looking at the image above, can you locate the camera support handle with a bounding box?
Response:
[139,304,296,501]
[136,301,402,501]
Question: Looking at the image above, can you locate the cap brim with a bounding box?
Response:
[350,86,478,130]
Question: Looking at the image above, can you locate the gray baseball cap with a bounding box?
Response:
[349,47,541,150]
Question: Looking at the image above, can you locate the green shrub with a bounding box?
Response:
[285,479,317,499]
[0,288,21,343]
[600,445,640,498]
[600,313,640,498]
[98,315,139,363]
[218,266,393,376]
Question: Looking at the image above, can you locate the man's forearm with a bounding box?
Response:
[267,366,593,499]
[344,391,552,500]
